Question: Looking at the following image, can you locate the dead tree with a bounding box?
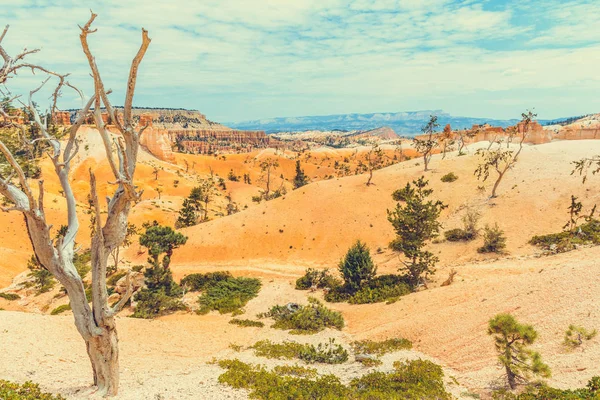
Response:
[0,13,150,396]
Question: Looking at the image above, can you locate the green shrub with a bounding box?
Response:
[252,340,306,359]
[259,297,344,334]
[351,338,412,356]
[347,284,410,304]
[217,358,451,399]
[445,209,480,242]
[444,228,475,242]
[350,359,451,399]
[325,275,410,304]
[478,224,506,253]
[440,172,458,182]
[564,324,597,348]
[530,219,600,254]
[229,318,264,328]
[0,380,65,400]
[272,365,318,378]
[295,268,341,290]
[217,359,350,399]
[251,339,348,364]
[131,289,185,319]
[26,255,56,294]
[299,339,349,364]
[197,277,261,315]
[492,378,600,399]
[181,271,233,291]
[50,304,71,315]
[0,292,20,301]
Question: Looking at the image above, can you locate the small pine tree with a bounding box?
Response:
[338,241,377,293]
[134,222,188,318]
[293,160,309,189]
[387,177,446,288]
[176,198,198,228]
[488,313,551,389]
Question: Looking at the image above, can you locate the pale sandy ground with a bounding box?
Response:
[2,139,600,398]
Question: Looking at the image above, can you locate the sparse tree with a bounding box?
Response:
[474,146,515,198]
[457,127,477,154]
[293,160,309,189]
[152,164,160,180]
[440,124,454,159]
[387,177,446,288]
[413,115,439,171]
[259,158,280,200]
[109,223,138,275]
[0,14,150,395]
[488,313,551,390]
[360,145,386,186]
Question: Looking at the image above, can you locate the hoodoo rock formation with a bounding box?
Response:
[52,108,276,162]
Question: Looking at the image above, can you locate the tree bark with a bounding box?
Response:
[86,329,120,396]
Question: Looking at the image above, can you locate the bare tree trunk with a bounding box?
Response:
[0,13,149,396]
[423,153,430,171]
[86,329,119,395]
[366,169,373,185]
[491,170,505,198]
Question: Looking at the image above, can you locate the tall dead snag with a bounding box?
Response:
[0,13,150,396]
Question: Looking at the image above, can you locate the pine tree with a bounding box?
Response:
[176,198,198,228]
[338,240,377,294]
[293,160,309,189]
[133,222,188,318]
[387,177,446,288]
[488,314,551,389]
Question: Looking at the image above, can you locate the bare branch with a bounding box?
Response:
[123,28,151,128]
[0,139,35,209]
[108,272,133,316]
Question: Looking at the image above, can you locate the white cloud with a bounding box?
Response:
[0,0,598,121]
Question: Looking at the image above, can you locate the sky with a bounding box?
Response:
[1,0,599,123]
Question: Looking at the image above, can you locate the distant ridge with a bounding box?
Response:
[227,110,569,135]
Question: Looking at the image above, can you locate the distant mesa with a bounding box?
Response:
[227,110,590,135]
[54,108,277,162]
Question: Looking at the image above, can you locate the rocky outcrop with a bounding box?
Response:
[139,128,176,163]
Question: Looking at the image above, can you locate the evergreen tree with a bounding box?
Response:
[387,177,446,288]
[488,313,551,389]
[338,240,377,294]
[133,222,188,318]
[176,198,198,228]
[293,160,309,189]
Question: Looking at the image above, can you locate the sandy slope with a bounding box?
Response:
[155,140,600,283]
[1,246,599,398]
[2,138,600,398]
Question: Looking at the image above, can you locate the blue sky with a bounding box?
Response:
[1,0,599,122]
